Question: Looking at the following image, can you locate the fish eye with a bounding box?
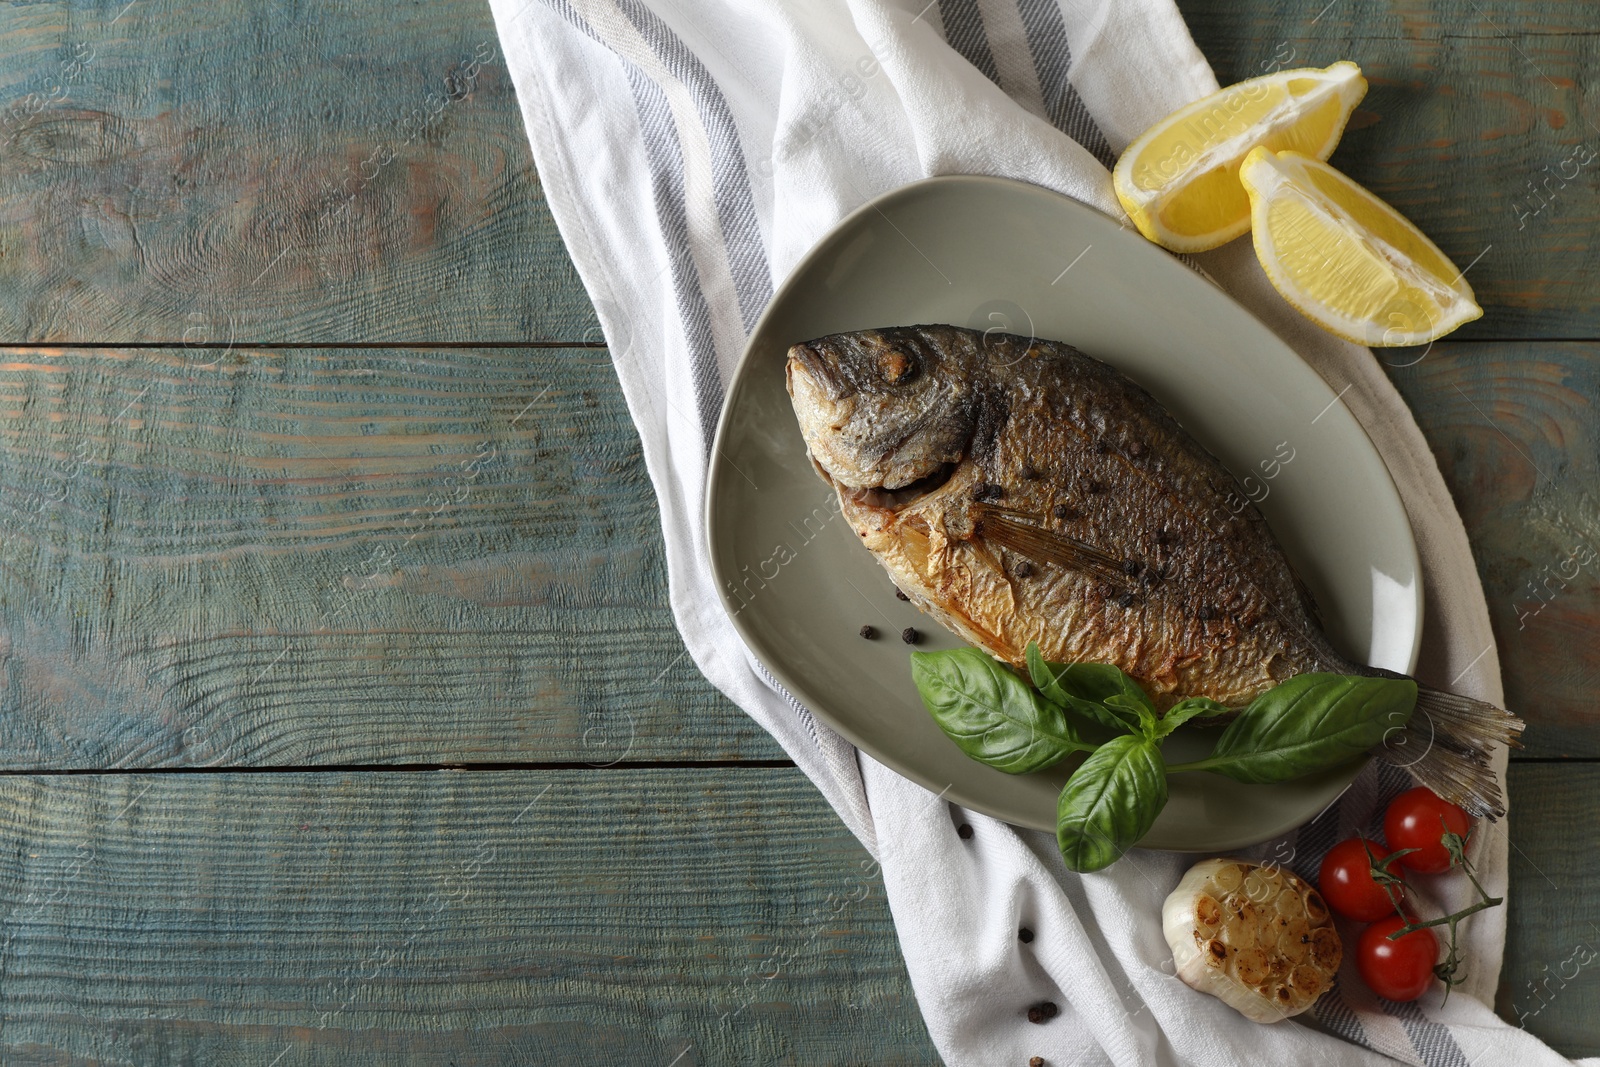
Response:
[876,348,918,385]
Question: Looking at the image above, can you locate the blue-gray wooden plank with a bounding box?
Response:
[0,769,939,1066]
[0,344,779,766]
[0,0,597,342]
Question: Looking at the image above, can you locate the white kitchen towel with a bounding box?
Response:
[488,1,1577,1063]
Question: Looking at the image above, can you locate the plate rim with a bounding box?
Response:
[704,173,1424,847]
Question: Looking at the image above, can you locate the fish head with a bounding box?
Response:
[785,327,977,493]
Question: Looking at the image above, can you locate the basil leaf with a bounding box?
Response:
[1197,674,1417,784]
[1153,696,1233,737]
[1056,735,1168,873]
[911,649,1091,773]
[1025,643,1134,738]
[1105,692,1159,739]
[1046,659,1154,712]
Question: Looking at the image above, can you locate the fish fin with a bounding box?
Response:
[972,504,1128,586]
[1371,684,1525,820]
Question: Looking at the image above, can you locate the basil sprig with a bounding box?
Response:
[911,642,1417,873]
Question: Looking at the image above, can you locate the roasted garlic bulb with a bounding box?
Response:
[1163,858,1342,1023]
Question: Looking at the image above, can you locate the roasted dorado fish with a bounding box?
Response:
[786,324,1522,816]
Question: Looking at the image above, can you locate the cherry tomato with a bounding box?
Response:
[1384,787,1472,874]
[1318,837,1403,921]
[1357,915,1439,1001]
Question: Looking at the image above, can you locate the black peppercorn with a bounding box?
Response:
[901,627,920,645]
[895,587,910,602]
[1019,927,1034,943]
[956,823,973,840]
[1030,1058,1046,1067]
[1025,1001,1059,1024]
[859,625,877,640]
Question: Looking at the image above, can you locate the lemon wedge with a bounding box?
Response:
[1239,148,1483,346]
[1113,62,1367,253]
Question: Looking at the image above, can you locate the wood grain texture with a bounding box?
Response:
[0,765,1584,1064]
[1388,341,1600,758]
[1177,0,1600,340]
[0,344,777,766]
[1499,764,1600,1056]
[0,0,598,343]
[0,768,936,1066]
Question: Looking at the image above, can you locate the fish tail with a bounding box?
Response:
[1372,685,1525,820]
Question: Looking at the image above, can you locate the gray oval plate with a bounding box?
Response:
[706,175,1421,851]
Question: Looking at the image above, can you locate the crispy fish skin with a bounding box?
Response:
[786,324,1346,710]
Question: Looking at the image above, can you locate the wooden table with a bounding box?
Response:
[0,0,1592,1061]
